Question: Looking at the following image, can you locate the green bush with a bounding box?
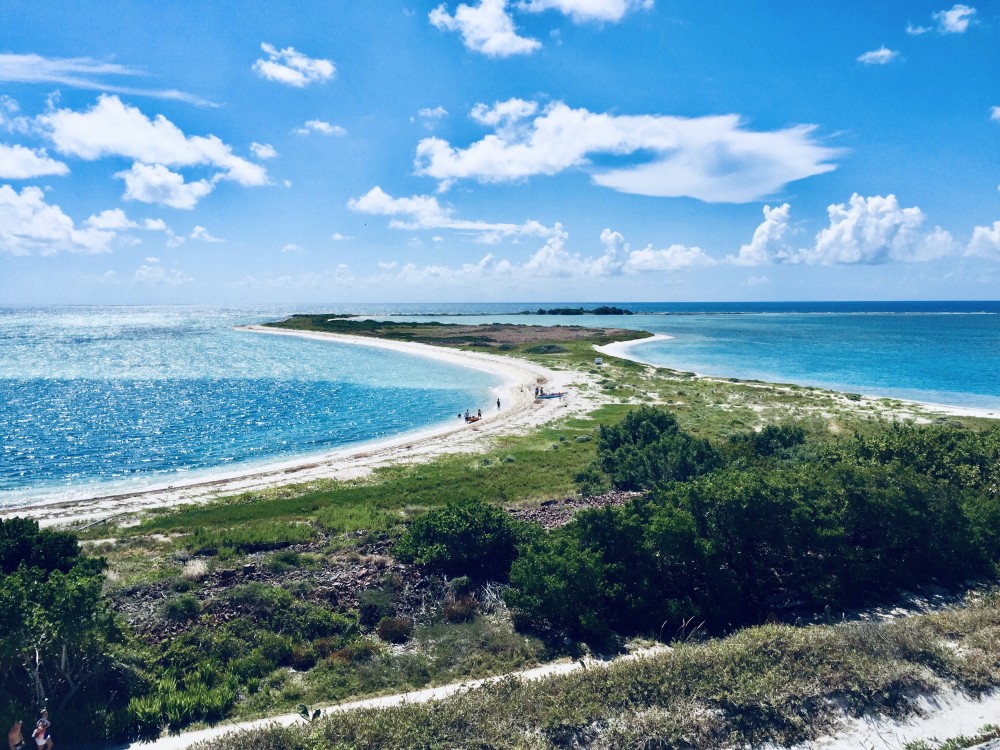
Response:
[163,594,201,622]
[582,406,723,492]
[358,588,395,627]
[394,498,525,580]
[376,616,415,643]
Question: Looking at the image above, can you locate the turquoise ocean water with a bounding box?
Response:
[0,306,500,508]
[2,302,998,508]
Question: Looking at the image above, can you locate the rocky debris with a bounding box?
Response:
[109,537,440,643]
[507,490,645,529]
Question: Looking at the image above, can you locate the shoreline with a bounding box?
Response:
[1,326,601,528]
[595,334,1000,421]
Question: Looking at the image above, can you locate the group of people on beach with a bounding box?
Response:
[7,708,52,750]
[459,399,501,423]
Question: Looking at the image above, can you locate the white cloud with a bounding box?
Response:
[795,193,955,265]
[281,242,304,253]
[516,0,652,23]
[857,47,899,65]
[378,227,712,285]
[0,96,30,134]
[250,142,278,159]
[418,106,448,120]
[0,144,69,178]
[0,53,212,106]
[348,185,560,240]
[252,43,335,87]
[728,203,792,266]
[134,257,193,284]
[42,95,268,188]
[331,232,352,241]
[967,221,1000,258]
[143,218,168,231]
[416,106,449,130]
[190,225,224,242]
[470,98,538,128]
[416,99,839,203]
[117,163,214,209]
[294,119,347,137]
[621,243,715,272]
[933,4,975,33]
[85,208,135,230]
[990,106,1000,123]
[430,0,541,57]
[906,23,932,35]
[0,184,116,255]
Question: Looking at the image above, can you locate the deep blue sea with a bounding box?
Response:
[2,302,998,508]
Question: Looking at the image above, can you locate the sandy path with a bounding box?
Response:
[2,327,604,528]
[118,646,668,750]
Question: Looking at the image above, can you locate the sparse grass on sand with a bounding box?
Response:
[197,592,1000,750]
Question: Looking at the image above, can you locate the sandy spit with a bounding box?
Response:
[594,334,1000,421]
[1,326,604,528]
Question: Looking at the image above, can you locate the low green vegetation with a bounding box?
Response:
[198,594,1000,750]
[505,407,1000,643]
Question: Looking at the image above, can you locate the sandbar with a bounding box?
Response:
[595,333,1000,421]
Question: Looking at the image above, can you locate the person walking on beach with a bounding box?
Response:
[497,398,501,409]
[7,720,24,750]
[477,408,481,419]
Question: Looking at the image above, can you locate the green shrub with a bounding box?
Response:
[163,594,201,622]
[377,616,415,643]
[443,596,478,623]
[394,498,524,580]
[358,588,394,627]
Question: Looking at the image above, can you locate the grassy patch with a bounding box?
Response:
[200,594,1000,750]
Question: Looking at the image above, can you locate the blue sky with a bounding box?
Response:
[1,0,998,304]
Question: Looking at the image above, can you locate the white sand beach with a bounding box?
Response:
[1,326,602,528]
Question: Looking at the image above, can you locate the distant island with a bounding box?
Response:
[520,306,633,315]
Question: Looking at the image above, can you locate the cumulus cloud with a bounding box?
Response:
[967,221,1000,259]
[41,95,267,190]
[190,225,224,243]
[727,203,792,265]
[134,257,193,284]
[470,98,538,128]
[794,193,955,265]
[516,0,652,23]
[331,232,352,241]
[0,53,212,106]
[252,43,335,87]
[281,243,305,253]
[430,0,541,57]
[348,185,561,240]
[907,4,976,34]
[116,162,214,209]
[934,4,976,32]
[85,208,135,230]
[415,99,839,203]
[377,226,712,285]
[0,144,69,178]
[857,47,899,65]
[294,119,346,137]
[0,184,116,255]
[250,142,278,159]
[990,106,1000,123]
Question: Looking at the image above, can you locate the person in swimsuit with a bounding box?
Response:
[7,720,24,750]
